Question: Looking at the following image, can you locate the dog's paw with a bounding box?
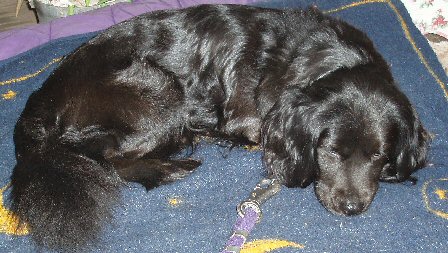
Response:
[157,159,202,187]
[168,159,202,172]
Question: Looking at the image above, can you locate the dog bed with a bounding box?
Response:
[0,0,447,252]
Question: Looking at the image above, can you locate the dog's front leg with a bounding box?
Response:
[112,157,201,190]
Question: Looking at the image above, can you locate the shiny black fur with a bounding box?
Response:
[10,4,429,251]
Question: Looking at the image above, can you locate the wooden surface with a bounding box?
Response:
[0,0,37,32]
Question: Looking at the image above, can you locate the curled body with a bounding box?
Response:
[10,4,429,251]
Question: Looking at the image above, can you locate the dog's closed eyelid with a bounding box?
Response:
[320,147,340,158]
[371,152,386,161]
[329,150,339,157]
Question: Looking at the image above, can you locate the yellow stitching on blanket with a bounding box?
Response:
[2,90,17,100]
[434,188,447,200]
[241,239,305,253]
[422,178,448,220]
[324,0,388,14]
[325,0,448,101]
[0,57,62,86]
[385,1,448,101]
[0,183,29,235]
[167,197,183,207]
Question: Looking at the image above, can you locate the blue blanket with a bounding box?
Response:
[1,0,447,252]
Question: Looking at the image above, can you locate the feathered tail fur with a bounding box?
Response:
[10,111,122,251]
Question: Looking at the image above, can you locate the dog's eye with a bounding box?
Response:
[371,153,383,160]
[319,147,341,159]
[327,149,339,157]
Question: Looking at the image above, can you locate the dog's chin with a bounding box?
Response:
[314,181,374,216]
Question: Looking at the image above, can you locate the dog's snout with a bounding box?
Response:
[332,188,366,216]
[339,198,365,216]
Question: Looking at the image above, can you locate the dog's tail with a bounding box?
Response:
[9,112,122,250]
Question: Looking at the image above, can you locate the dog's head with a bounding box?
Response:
[262,63,429,216]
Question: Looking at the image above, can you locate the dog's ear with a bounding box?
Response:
[393,108,430,181]
[261,88,320,188]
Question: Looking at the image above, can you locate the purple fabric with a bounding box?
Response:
[221,207,259,252]
[0,0,258,61]
[234,207,259,231]
[226,235,245,247]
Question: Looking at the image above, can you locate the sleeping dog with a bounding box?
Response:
[10,4,429,250]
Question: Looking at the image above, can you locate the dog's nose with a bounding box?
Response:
[340,199,365,216]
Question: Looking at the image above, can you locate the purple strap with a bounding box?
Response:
[221,207,259,253]
[221,178,281,252]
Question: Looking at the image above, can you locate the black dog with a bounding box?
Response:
[10,4,429,250]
